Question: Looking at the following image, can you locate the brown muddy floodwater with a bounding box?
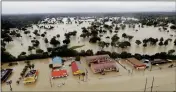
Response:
[2,18,176,91]
[5,18,176,57]
[1,58,176,91]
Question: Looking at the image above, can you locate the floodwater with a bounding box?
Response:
[5,18,176,57]
[1,58,176,91]
[2,17,176,91]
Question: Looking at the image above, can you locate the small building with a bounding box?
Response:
[1,69,13,83]
[86,55,119,73]
[126,58,146,70]
[91,61,119,73]
[71,61,85,75]
[151,59,169,65]
[51,69,68,79]
[23,70,39,84]
[85,54,110,65]
[52,57,62,68]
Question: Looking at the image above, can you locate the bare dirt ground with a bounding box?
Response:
[1,58,176,91]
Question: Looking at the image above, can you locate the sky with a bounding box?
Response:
[2,1,176,14]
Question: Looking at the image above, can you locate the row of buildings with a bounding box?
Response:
[50,57,85,79]
[2,56,172,84]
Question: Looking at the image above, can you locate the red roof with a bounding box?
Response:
[51,69,68,77]
[127,58,146,68]
[71,61,79,73]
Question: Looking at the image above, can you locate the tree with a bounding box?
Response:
[16,33,22,38]
[128,36,134,40]
[36,49,44,54]
[170,25,176,29]
[119,51,132,59]
[1,47,6,52]
[31,64,35,69]
[118,41,131,49]
[44,38,49,43]
[33,40,40,47]
[122,33,127,38]
[4,36,13,43]
[47,47,52,52]
[174,39,176,46]
[56,34,60,38]
[78,50,86,56]
[63,39,70,44]
[115,26,120,30]
[49,64,53,68]
[20,52,26,56]
[164,40,168,46]
[41,34,45,37]
[33,30,38,35]
[111,34,119,42]
[143,39,148,44]
[121,24,126,30]
[50,37,60,47]
[168,49,175,55]
[85,49,94,56]
[89,36,101,43]
[75,56,80,61]
[98,41,106,49]
[28,46,33,53]
[110,52,119,59]
[158,41,163,46]
[135,40,142,45]
[160,37,164,42]
[143,43,147,47]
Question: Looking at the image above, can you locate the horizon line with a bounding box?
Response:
[2,11,176,15]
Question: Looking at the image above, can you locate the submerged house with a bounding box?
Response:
[1,69,13,83]
[126,58,146,69]
[151,59,169,65]
[23,70,39,84]
[51,69,68,79]
[85,54,110,65]
[86,55,119,73]
[71,61,85,75]
[91,61,119,73]
[51,57,62,68]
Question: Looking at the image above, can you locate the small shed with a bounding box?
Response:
[52,57,62,68]
[71,61,85,75]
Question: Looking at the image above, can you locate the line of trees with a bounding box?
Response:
[2,45,176,63]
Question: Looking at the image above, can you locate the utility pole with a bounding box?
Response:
[144,78,147,92]
[151,76,155,92]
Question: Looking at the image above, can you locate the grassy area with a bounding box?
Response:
[69,45,85,50]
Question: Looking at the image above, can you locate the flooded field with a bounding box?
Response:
[5,18,176,57]
[1,58,176,91]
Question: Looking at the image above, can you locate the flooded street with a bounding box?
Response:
[5,18,176,57]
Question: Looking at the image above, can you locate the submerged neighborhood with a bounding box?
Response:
[1,54,176,91]
[1,1,176,92]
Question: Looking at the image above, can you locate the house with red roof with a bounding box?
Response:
[86,55,119,74]
[51,69,68,79]
[71,61,85,75]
